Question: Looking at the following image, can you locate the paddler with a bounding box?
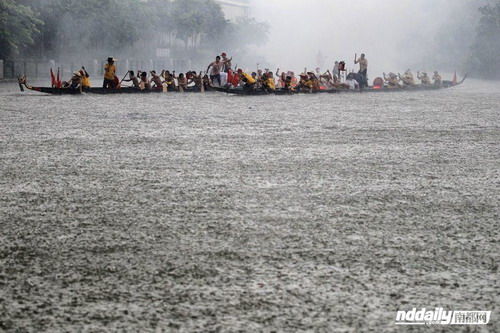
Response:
[177,73,188,91]
[162,70,176,90]
[189,71,204,91]
[63,71,82,89]
[417,71,431,85]
[123,71,140,88]
[237,68,256,90]
[103,57,117,88]
[262,72,276,92]
[139,71,151,90]
[432,71,442,86]
[383,72,401,88]
[399,69,416,86]
[202,73,211,90]
[308,72,321,91]
[298,73,313,93]
[344,73,360,90]
[150,70,163,89]
[80,66,91,88]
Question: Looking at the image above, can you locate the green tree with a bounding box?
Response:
[0,0,43,58]
[468,1,500,79]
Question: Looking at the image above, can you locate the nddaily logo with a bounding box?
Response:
[395,308,491,325]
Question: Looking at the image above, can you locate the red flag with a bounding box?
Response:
[56,67,62,88]
[50,68,56,87]
[452,71,457,85]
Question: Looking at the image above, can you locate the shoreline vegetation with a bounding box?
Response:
[0,1,499,79]
[0,0,268,71]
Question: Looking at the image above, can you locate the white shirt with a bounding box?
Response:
[346,79,359,90]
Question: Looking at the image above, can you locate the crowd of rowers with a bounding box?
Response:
[61,53,444,92]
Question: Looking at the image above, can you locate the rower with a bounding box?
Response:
[80,66,91,88]
[123,71,140,88]
[139,71,151,90]
[262,72,276,92]
[202,74,211,90]
[276,68,286,88]
[399,69,416,86]
[150,70,163,89]
[417,71,431,85]
[162,70,176,90]
[320,70,334,89]
[177,73,188,91]
[207,56,223,86]
[344,73,360,90]
[308,72,321,91]
[237,68,256,90]
[189,71,204,91]
[63,71,82,89]
[298,73,313,93]
[354,53,368,88]
[432,71,442,86]
[383,72,401,88]
[103,57,117,89]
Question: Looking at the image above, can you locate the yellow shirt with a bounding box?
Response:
[104,64,116,80]
[241,72,256,84]
[266,78,276,90]
[82,76,91,88]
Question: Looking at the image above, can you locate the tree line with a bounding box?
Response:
[0,0,268,65]
[0,0,498,78]
[467,1,500,79]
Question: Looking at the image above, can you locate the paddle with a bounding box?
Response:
[18,76,24,92]
[119,71,130,86]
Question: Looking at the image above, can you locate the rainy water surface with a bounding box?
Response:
[0,80,499,331]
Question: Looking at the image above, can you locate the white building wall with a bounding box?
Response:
[215,0,249,21]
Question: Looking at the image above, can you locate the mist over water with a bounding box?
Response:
[250,0,484,76]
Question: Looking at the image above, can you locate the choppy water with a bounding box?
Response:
[0,80,499,332]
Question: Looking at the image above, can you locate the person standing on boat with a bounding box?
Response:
[103,57,117,88]
[207,56,223,86]
[221,52,232,72]
[354,53,368,88]
[333,61,340,81]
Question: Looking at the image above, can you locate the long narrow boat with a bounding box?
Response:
[17,76,208,95]
[213,75,467,95]
[18,74,466,96]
